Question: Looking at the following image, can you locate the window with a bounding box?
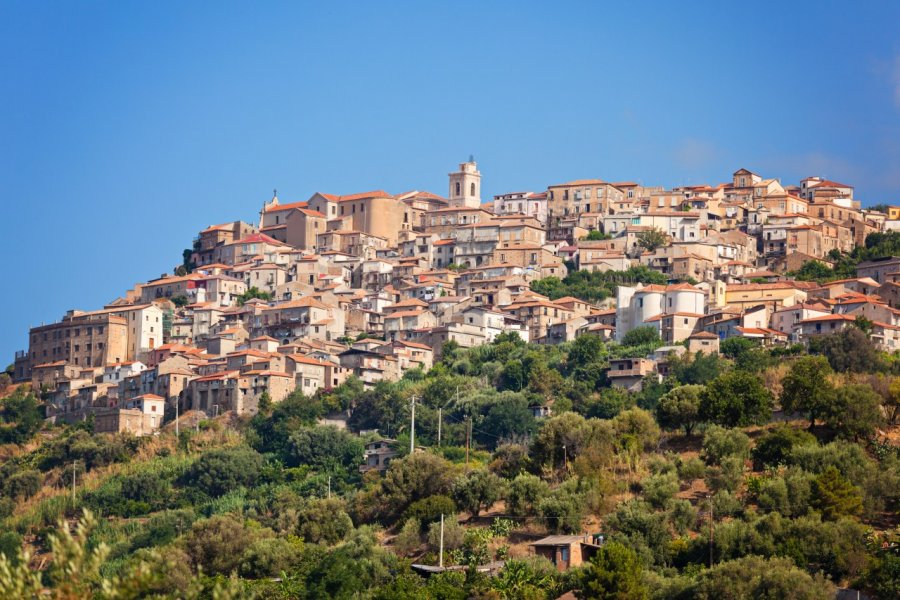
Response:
[470,182,476,196]
[455,182,461,196]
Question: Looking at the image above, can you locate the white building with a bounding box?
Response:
[615,283,706,343]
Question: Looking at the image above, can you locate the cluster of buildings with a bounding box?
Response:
[11,159,900,432]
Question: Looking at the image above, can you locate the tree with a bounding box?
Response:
[751,425,817,470]
[691,555,833,600]
[656,384,702,435]
[287,425,365,471]
[393,518,422,557]
[670,351,726,385]
[779,356,835,426]
[791,260,836,283]
[809,327,882,372]
[184,514,271,575]
[621,326,661,347]
[452,469,504,517]
[298,497,354,544]
[1,469,41,500]
[236,286,272,306]
[699,371,773,427]
[506,473,550,517]
[811,466,863,520]
[861,551,900,600]
[478,393,535,448]
[0,388,43,444]
[375,453,455,520]
[181,446,264,497]
[719,336,758,359]
[886,377,900,425]
[636,227,668,252]
[701,425,750,465]
[239,537,303,578]
[578,541,648,600]
[823,383,884,441]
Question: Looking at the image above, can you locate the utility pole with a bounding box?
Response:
[562,445,568,472]
[465,415,471,471]
[175,399,179,437]
[71,460,77,507]
[409,396,416,454]
[437,407,442,447]
[439,513,445,568]
[708,493,714,567]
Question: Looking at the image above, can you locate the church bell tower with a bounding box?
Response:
[448,156,482,208]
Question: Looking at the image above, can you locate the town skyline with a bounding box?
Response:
[3,0,900,361]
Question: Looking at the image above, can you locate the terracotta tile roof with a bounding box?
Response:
[234,233,288,246]
[263,201,309,212]
[318,190,393,202]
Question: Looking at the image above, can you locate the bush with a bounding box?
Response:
[506,473,550,517]
[691,555,833,599]
[120,470,172,509]
[286,425,365,471]
[640,472,679,509]
[404,495,457,529]
[427,515,465,553]
[184,514,271,575]
[2,469,41,500]
[452,470,504,517]
[705,456,744,493]
[239,537,303,578]
[181,446,264,498]
[537,490,585,534]
[297,497,353,544]
[701,426,750,465]
[751,425,817,470]
[580,541,648,599]
[699,371,773,427]
[394,518,422,557]
[676,457,706,481]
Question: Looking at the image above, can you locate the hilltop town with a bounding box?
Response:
[2,160,899,599]
[9,160,900,433]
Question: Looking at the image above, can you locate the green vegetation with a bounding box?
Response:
[581,230,612,241]
[531,266,667,302]
[0,330,898,598]
[236,286,273,306]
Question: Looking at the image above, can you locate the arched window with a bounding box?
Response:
[470,182,476,196]
[455,182,461,196]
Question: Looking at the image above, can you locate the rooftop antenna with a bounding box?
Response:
[273,188,277,198]
[469,154,475,163]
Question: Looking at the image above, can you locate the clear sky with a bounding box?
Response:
[2,1,900,363]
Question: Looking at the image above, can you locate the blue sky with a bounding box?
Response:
[2,1,900,363]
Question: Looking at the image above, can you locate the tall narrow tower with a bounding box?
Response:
[448,157,482,208]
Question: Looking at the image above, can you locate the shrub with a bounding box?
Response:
[451,470,504,517]
[427,515,464,552]
[2,470,41,500]
[404,495,457,529]
[297,498,353,545]
[751,425,817,470]
[184,514,271,575]
[394,518,422,557]
[506,473,550,517]
[676,457,706,481]
[181,446,264,498]
[239,537,303,578]
[701,426,750,465]
[640,472,679,509]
